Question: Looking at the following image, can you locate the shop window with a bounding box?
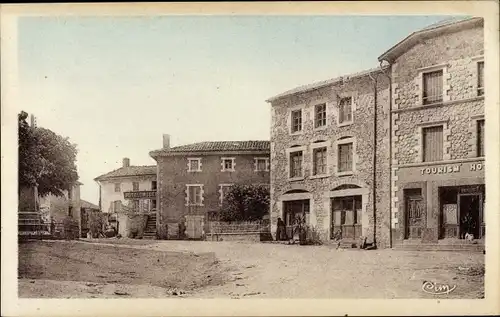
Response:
[422,125,443,162]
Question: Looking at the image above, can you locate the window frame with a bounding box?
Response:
[310,140,329,179]
[477,60,485,97]
[476,118,485,157]
[314,103,327,129]
[417,63,448,106]
[420,124,445,163]
[337,95,355,127]
[290,109,303,134]
[218,183,234,206]
[187,158,202,172]
[221,157,236,172]
[114,183,121,193]
[254,157,270,172]
[334,137,356,176]
[132,181,139,191]
[185,184,204,207]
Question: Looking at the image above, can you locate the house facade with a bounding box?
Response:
[378,17,485,246]
[150,135,270,240]
[267,68,391,248]
[94,158,157,214]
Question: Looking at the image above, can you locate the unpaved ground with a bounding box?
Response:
[18,239,484,299]
[18,240,228,298]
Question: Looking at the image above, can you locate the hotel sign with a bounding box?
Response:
[420,162,484,175]
[123,191,157,199]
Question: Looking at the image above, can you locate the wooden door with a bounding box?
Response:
[405,189,424,239]
[185,215,204,239]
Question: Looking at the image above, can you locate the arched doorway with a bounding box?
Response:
[279,189,311,240]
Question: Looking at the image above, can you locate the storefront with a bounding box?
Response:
[394,160,485,245]
[123,190,157,213]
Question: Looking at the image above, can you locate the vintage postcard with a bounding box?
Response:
[1,1,499,316]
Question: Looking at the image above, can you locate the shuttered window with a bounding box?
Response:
[338,143,353,172]
[187,185,203,205]
[422,126,444,162]
[313,147,327,175]
[477,61,484,96]
[422,70,443,105]
[477,119,485,157]
[290,151,303,178]
[339,97,353,124]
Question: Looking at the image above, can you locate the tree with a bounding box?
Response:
[18,111,79,197]
[219,184,270,222]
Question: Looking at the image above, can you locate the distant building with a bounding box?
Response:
[266,68,391,247]
[80,199,100,238]
[150,135,270,240]
[94,158,157,237]
[378,17,485,246]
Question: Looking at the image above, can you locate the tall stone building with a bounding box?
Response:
[266,68,391,248]
[378,17,485,247]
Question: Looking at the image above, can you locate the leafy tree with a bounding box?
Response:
[219,184,270,222]
[18,111,79,197]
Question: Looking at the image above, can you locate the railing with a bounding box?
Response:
[18,211,79,239]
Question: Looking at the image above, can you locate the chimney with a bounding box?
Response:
[123,157,130,167]
[30,114,37,127]
[163,134,170,150]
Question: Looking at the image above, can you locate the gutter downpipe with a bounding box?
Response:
[368,71,378,248]
[379,59,393,248]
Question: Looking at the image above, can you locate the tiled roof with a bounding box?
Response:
[420,16,473,31]
[94,165,156,181]
[266,66,386,103]
[151,140,270,156]
[81,200,100,210]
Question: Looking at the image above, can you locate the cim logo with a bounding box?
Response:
[421,281,457,295]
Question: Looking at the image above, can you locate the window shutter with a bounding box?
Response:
[477,120,485,157]
[423,126,443,162]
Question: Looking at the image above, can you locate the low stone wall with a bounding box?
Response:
[116,213,148,238]
[207,232,262,242]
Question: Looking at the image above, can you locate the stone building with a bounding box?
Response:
[378,17,485,247]
[150,135,270,240]
[266,68,391,248]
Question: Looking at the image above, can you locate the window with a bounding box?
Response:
[219,184,233,205]
[422,70,443,105]
[422,126,444,162]
[289,151,303,178]
[477,119,485,157]
[255,158,269,172]
[186,185,203,206]
[313,147,327,175]
[68,188,72,200]
[315,103,327,128]
[132,200,139,212]
[68,206,73,217]
[132,182,139,191]
[113,200,121,212]
[221,158,235,172]
[477,61,484,96]
[339,97,353,124]
[151,181,157,190]
[114,183,121,192]
[291,110,302,133]
[338,143,353,173]
[152,199,157,210]
[188,158,202,172]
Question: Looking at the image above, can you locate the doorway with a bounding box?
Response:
[458,194,482,239]
[330,195,362,240]
[283,200,310,239]
[404,188,424,239]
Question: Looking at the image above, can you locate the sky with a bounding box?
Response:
[17,15,460,203]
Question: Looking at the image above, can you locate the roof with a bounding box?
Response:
[94,165,157,181]
[266,66,386,103]
[150,140,270,157]
[378,17,483,63]
[81,200,100,210]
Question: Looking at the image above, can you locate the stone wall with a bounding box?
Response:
[390,22,485,235]
[269,72,391,247]
[117,212,148,238]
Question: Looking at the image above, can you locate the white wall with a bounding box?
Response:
[99,176,156,213]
